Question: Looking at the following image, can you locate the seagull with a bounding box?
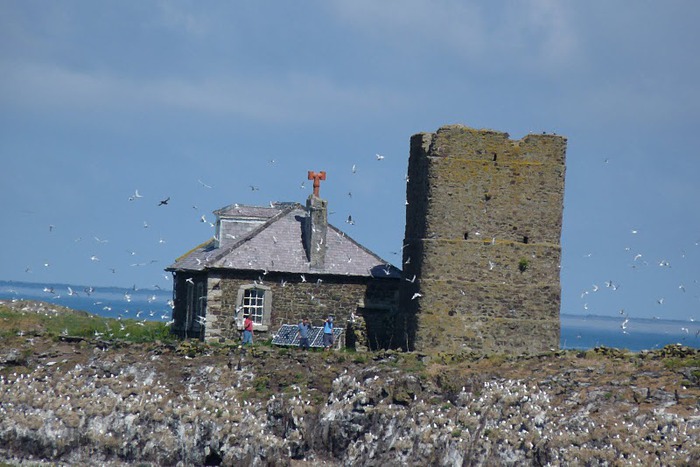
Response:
[250,185,259,191]
[200,214,208,223]
[346,215,355,225]
[90,255,100,262]
[158,197,170,206]
[94,236,108,243]
[405,274,416,283]
[128,189,143,201]
[352,164,357,173]
[67,287,78,296]
[197,179,213,189]
[488,260,495,271]
[376,153,384,160]
[411,292,422,300]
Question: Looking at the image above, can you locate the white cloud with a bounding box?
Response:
[0,60,406,123]
[327,0,580,73]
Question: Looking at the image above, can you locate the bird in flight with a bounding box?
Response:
[128,189,143,201]
[376,154,384,160]
[158,197,170,206]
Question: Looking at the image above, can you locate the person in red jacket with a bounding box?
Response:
[242,314,253,345]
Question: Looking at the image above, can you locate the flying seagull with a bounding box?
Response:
[128,189,143,201]
[158,197,170,206]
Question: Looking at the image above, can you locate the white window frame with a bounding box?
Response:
[236,284,271,330]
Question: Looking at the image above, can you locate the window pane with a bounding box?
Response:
[243,288,265,325]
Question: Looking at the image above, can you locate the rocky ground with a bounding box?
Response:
[1,301,700,466]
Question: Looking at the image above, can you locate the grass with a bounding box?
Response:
[0,302,176,344]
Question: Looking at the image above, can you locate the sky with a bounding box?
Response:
[1,1,699,322]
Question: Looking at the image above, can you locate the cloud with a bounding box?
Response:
[326,0,580,73]
[0,60,406,124]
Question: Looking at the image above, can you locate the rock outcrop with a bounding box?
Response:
[1,334,699,466]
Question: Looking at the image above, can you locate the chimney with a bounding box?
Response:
[305,171,328,268]
[305,195,328,268]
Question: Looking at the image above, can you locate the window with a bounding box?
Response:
[243,288,265,325]
[236,283,272,330]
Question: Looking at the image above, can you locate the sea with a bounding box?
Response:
[1,280,698,351]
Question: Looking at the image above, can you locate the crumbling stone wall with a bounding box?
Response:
[397,124,567,354]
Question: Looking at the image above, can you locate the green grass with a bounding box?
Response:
[0,303,176,344]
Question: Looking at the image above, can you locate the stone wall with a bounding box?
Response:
[397,124,566,354]
[203,271,399,348]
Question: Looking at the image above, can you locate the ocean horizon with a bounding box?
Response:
[2,279,698,351]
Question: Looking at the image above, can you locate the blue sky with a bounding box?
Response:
[1,1,698,321]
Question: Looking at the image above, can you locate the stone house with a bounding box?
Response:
[166,193,401,349]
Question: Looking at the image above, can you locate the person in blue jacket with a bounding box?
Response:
[322,316,334,350]
[297,317,311,350]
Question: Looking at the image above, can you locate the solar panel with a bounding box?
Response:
[272,324,343,348]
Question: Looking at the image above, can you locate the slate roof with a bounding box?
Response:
[166,202,401,279]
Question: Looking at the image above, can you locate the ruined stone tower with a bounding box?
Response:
[396,124,567,354]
